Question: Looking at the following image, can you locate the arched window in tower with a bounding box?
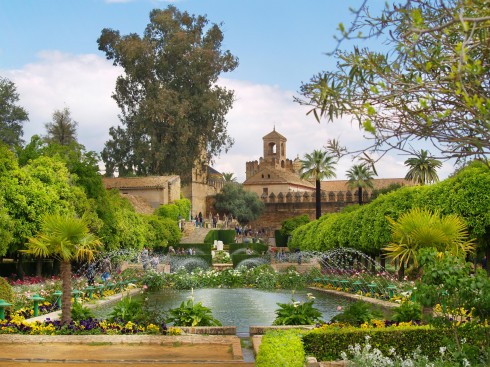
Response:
[268,142,276,155]
[281,160,285,168]
[281,143,284,156]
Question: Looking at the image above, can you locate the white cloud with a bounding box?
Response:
[3,51,121,154]
[3,51,452,183]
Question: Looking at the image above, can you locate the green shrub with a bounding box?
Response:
[155,203,180,219]
[71,302,95,321]
[167,292,221,327]
[330,301,383,326]
[256,329,305,367]
[274,229,289,247]
[204,230,235,245]
[140,271,166,291]
[0,277,13,316]
[390,301,422,323]
[273,292,323,325]
[303,325,489,362]
[108,295,143,322]
[212,250,231,264]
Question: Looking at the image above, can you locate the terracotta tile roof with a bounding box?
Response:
[263,129,287,141]
[243,167,315,189]
[102,175,179,189]
[321,178,414,192]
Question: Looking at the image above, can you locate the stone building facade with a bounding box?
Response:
[102,175,181,210]
[243,129,414,231]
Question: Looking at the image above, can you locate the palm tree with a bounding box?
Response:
[404,149,442,185]
[346,164,374,205]
[300,150,337,219]
[22,214,101,324]
[44,107,78,146]
[383,208,475,279]
[222,172,237,182]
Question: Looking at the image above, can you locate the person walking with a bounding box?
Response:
[141,247,150,271]
[101,257,112,283]
[85,262,96,286]
[198,212,203,228]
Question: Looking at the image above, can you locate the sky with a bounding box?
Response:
[0,0,454,183]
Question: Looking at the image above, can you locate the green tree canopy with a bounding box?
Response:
[98,6,238,179]
[44,107,78,146]
[214,183,264,225]
[0,77,29,148]
[297,0,490,166]
[300,149,337,219]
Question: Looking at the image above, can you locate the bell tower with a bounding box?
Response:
[262,127,287,169]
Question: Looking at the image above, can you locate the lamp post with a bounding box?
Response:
[0,299,11,320]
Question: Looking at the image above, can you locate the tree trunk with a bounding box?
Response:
[36,259,43,277]
[315,180,321,219]
[380,254,386,269]
[60,261,72,325]
[398,262,405,281]
[16,253,25,280]
[358,187,363,205]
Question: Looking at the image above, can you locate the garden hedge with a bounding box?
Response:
[256,329,305,367]
[274,229,289,247]
[204,230,235,245]
[302,325,489,361]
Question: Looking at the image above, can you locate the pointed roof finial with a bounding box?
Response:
[273,124,275,131]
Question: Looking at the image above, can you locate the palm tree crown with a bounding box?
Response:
[346,164,375,205]
[404,149,442,185]
[222,172,237,182]
[23,214,101,324]
[300,149,337,219]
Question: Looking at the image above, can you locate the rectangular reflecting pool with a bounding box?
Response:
[94,288,346,335]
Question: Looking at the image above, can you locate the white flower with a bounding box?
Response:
[439,346,446,355]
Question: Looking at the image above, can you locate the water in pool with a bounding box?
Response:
[94,288,345,334]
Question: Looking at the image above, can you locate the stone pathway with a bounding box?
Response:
[179,222,212,244]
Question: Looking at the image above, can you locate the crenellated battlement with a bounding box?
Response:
[259,189,374,203]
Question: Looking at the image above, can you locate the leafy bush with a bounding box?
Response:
[303,325,489,363]
[212,250,231,264]
[71,301,95,321]
[256,329,305,367]
[390,301,422,323]
[155,199,191,223]
[280,214,310,238]
[274,229,289,247]
[140,271,166,291]
[341,335,460,367]
[108,295,143,322]
[273,292,323,325]
[0,277,14,316]
[330,301,383,326]
[167,292,221,327]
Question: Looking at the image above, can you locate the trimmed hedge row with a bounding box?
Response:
[204,230,235,245]
[302,325,489,361]
[256,329,305,367]
[274,229,289,247]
